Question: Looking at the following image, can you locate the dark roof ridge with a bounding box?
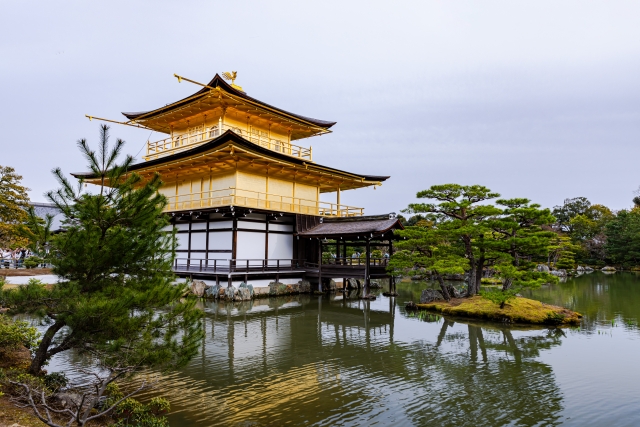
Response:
[322,214,397,223]
[122,74,336,129]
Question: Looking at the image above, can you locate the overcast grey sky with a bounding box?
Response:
[2,1,639,214]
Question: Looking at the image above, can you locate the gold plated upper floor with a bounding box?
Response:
[165,187,363,217]
[144,125,312,161]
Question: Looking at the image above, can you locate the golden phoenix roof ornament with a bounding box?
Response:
[222,71,244,92]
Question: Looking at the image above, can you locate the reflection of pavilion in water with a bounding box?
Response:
[153,294,566,426]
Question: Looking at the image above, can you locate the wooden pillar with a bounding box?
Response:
[364,238,371,296]
[389,239,395,292]
[342,240,348,292]
[318,238,323,292]
[231,216,237,276]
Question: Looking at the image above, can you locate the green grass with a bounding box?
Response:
[416,296,582,325]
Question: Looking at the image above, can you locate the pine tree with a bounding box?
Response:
[402,184,501,296]
[0,165,30,248]
[3,125,203,375]
[389,217,468,300]
[488,198,557,291]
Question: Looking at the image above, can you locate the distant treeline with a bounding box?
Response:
[400,194,640,269]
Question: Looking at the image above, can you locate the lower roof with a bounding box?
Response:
[297,214,403,239]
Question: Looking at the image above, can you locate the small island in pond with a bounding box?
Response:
[414,296,582,326]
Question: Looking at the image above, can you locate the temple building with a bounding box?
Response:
[77,72,402,295]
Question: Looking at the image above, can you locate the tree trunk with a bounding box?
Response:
[474,262,484,295]
[436,275,451,301]
[502,277,513,292]
[28,320,65,375]
[467,266,477,297]
[463,236,477,297]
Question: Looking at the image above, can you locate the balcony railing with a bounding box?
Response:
[165,188,364,217]
[174,258,300,273]
[144,125,312,161]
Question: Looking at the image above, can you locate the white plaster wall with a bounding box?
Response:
[210,221,233,229]
[191,233,207,250]
[236,232,266,264]
[191,222,207,230]
[269,223,293,232]
[209,231,232,250]
[237,220,266,230]
[176,233,189,250]
[175,223,190,231]
[268,234,293,265]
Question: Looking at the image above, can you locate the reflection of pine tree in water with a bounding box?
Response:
[122,296,567,426]
[404,321,564,427]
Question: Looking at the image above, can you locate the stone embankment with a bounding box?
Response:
[185,278,384,301]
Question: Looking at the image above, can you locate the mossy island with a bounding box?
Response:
[411,295,582,326]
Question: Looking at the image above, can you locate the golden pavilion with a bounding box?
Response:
[78,72,402,295]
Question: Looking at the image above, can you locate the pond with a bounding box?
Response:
[48,273,640,426]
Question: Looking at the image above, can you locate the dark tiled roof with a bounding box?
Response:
[122,74,336,129]
[298,214,403,238]
[30,202,64,232]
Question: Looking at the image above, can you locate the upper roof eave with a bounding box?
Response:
[71,130,390,184]
[121,74,336,129]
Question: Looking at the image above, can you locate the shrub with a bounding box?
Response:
[23,257,44,269]
[107,383,171,427]
[480,288,517,309]
[0,315,40,356]
[43,371,68,391]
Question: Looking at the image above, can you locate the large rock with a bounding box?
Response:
[346,278,359,290]
[601,266,617,272]
[576,265,585,272]
[420,289,443,304]
[550,270,567,277]
[219,285,236,301]
[536,264,550,273]
[322,279,336,293]
[585,266,594,272]
[370,280,382,289]
[205,284,222,299]
[443,284,461,299]
[189,280,209,297]
[268,282,288,296]
[238,283,254,300]
[298,280,311,293]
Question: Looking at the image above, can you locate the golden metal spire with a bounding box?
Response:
[222,71,243,92]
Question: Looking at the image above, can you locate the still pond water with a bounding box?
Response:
[50,273,640,426]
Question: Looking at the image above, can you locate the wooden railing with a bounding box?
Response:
[165,187,364,217]
[144,125,312,161]
[173,258,300,273]
[324,258,389,266]
[306,258,389,268]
